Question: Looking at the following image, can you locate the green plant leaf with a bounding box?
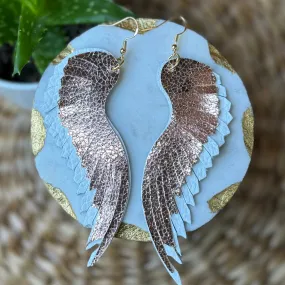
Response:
[44,0,134,26]
[13,3,47,75]
[33,27,66,74]
[0,0,21,45]
[12,0,133,75]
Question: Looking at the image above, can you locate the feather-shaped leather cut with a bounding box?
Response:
[142,59,231,285]
[42,50,130,267]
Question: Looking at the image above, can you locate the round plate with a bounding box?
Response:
[32,19,254,242]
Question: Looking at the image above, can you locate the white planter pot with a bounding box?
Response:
[0,78,37,110]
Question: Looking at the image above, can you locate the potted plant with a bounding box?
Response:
[0,0,133,109]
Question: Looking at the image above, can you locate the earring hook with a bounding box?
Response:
[155,16,188,71]
[104,17,139,71]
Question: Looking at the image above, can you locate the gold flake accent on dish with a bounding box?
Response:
[52,44,74,65]
[115,223,151,242]
[209,43,236,73]
[110,18,157,34]
[45,182,77,219]
[31,108,46,156]
[242,107,254,156]
[208,183,240,213]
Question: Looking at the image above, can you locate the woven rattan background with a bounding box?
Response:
[1,0,285,284]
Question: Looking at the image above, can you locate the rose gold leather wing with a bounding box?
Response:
[58,51,129,266]
[142,59,229,284]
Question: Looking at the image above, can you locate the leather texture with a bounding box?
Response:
[58,51,130,266]
[142,59,220,283]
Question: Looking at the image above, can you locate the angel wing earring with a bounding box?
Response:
[41,17,139,266]
[141,16,232,285]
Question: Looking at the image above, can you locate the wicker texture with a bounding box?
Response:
[1,0,285,284]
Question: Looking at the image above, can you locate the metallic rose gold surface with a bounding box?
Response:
[142,59,219,272]
[58,51,129,265]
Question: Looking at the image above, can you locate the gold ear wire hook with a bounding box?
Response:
[104,17,139,71]
[155,16,188,71]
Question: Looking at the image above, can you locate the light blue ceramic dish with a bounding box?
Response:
[32,19,253,242]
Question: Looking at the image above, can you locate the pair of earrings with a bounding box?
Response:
[41,16,232,285]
